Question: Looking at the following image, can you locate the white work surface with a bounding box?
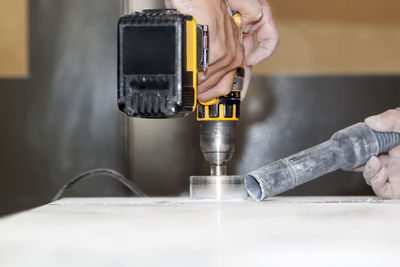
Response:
[1,197,400,267]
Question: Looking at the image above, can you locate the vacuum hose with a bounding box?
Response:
[245,123,400,201]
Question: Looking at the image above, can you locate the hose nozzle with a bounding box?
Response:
[245,123,400,201]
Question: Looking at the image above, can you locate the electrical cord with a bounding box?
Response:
[52,168,146,202]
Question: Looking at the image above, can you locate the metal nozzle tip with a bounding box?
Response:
[244,175,263,201]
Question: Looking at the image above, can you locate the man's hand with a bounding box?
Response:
[165,0,244,102]
[227,0,279,99]
[349,110,400,198]
[165,0,278,101]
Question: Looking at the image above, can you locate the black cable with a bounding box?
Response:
[52,168,146,202]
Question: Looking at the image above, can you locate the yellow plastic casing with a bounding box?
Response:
[196,90,241,121]
[185,18,198,113]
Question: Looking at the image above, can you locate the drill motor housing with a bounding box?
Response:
[117,9,244,177]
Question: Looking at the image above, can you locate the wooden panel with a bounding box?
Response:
[0,0,28,78]
[253,0,400,75]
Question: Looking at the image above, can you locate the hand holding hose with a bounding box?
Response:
[348,109,400,198]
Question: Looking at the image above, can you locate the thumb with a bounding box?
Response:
[365,109,400,133]
[227,0,263,33]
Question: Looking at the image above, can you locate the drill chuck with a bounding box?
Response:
[245,123,400,201]
[199,121,236,175]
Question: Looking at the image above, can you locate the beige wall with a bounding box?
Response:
[253,0,400,75]
[1,0,398,77]
[0,0,28,78]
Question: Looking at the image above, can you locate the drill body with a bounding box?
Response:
[117,9,243,175]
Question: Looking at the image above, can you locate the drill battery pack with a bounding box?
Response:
[117,9,208,118]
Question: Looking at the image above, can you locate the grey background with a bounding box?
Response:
[0,0,127,216]
[0,0,399,216]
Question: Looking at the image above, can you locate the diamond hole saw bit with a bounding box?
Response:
[245,121,400,201]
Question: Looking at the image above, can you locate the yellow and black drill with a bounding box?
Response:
[117,9,243,178]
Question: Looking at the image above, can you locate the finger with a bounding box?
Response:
[364,109,400,133]
[207,7,242,65]
[363,156,381,185]
[373,182,393,198]
[370,167,391,197]
[198,33,230,80]
[227,0,263,33]
[199,19,243,92]
[241,35,255,99]
[386,158,400,198]
[198,66,234,94]
[371,166,388,189]
[377,154,390,168]
[198,48,242,94]
[366,155,389,186]
[245,5,279,66]
[241,66,252,100]
[371,154,400,198]
[389,144,400,157]
[198,70,235,102]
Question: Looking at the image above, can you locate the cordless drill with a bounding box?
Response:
[117,9,243,176]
